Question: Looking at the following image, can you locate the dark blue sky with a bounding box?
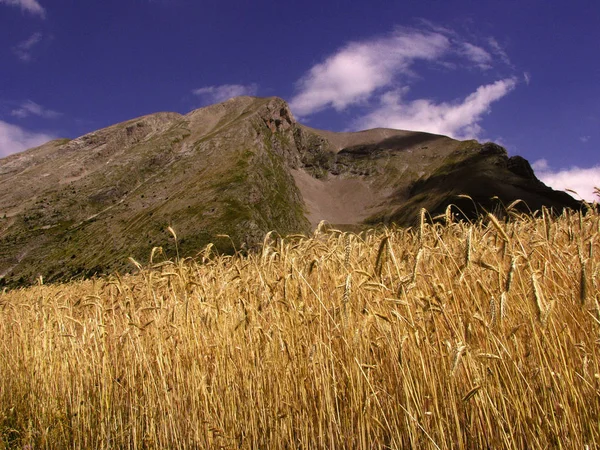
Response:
[1,0,599,199]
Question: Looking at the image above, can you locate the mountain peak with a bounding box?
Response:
[183,95,295,140]
[0,98,581,287]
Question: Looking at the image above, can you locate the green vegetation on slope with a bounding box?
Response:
[0,98,309,287]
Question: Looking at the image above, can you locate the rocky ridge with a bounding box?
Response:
[0,96,581,287]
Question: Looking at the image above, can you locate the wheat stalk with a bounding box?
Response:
[374,235,389,278]
[488,213,510,243]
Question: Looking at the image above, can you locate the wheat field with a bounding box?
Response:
[1,206,599,449]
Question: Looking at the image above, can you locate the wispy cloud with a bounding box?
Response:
[355,78,517,139]
[0,0,45,17]
[580,135,591,143]
[11,100,61,119]
[488,37,512,67]
[192,84,258,105]
[533,159,600,202]
[0,120,54,158]
[13,32,43,62]
[289,29,450,116]
[460,42,492,70]
[289,26,518,138]
[531,159,550,172]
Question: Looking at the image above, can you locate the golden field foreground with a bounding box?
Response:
[1,206,600,449]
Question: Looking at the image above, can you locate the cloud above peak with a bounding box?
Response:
[356,78,517,139]
[289,26,517,139]
[289,29,450,116]
[0,121,54,157]
[193,84,258,105]
[11,100,61,119]
[533,159,600,203]
[0,0,45,17]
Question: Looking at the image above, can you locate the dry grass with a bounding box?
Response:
[1,207,600,449]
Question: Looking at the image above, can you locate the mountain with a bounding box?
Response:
[0,96,581,287]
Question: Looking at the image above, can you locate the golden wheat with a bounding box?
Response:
[0,208,599,449]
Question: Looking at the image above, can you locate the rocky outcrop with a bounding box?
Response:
[507,155,536,180]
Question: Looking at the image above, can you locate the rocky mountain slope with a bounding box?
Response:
[0,96,581,287]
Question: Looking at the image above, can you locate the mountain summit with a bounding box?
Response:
[0,96,580,286]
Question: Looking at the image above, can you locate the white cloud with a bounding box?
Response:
[289,29,450,116]
[580,135,591,143]
[355,78,517,139]
[523,72,531,85]
[460,42,492,69]
[533,160,600,202]
[0,0,44,17]
[288,27,518,139]
[0,120,54,158]
[11,100,61,119]
[532,158,549,172]
[488,37,512,67]
[192,84,258,105]
[13,32,43,62]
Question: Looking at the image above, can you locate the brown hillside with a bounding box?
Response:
[0,96,581,287]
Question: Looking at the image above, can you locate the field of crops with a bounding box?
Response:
[1,206,599,449]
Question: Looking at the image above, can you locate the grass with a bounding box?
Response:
[1,206,599,448]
